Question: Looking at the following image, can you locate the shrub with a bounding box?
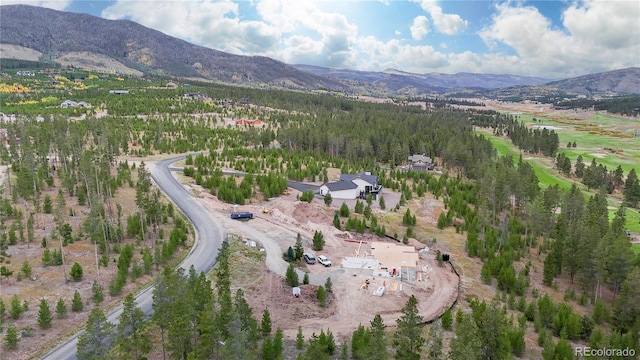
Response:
[70,262,83,281]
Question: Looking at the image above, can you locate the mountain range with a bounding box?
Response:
[1,4,638,97]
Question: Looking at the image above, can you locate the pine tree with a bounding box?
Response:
[303,272,310,284]
[623,168,640,207]
[312,230,325,251]
[70,262,83,281]
[261,309,272,337]
[317,285,327,307]
[285,263,299,287]
[449,314,482,360]
[324,192,333,206]
[425,320,443,359]
[325,277,333,293]
[71,290,83,312]
[273,328,284,359]
[392,295,425,360]
[351,324,370,359]
[117,293,151,360]
[379,196,386,210]
[368,314,388,360]
[10,294,22,319]
[21,260,32,278]
[77,307,114,360]
[43,194,53,214]
[5,322,18,349]
[38,298,53,329]
[92,280,104,304]
[56,298,67,319]
[340,202,350,217]
[441,308,453,330]
[296,326,305,350]
[294,233,304,260]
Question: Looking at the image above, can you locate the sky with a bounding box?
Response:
[4,0,640,79]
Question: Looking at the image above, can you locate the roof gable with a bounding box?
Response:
[339,171,377,185]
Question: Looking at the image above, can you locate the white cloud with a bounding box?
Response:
[102,0,281,55]
[410,15,430,40]
[95,0,638,78]
[2,0,72,11]
[563,0,640,50]
[356,36,448,73]
[411,0,468,35]
[478,1,640,78]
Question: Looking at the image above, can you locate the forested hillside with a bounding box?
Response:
[0,68,638,359]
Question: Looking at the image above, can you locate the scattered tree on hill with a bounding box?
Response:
[117,293,151,360]
[323,192,332,206]
[312,230,325,251]
[623,168,640,207]
[392,295,425,360]
[92,280,104,304]
[70,262,83,281]
[10,294,22,319]
[325,277,333,293]
[5,322,18,349]
[285,263,299,287]
[38,298,53,329]
[317,286,326,307]
[77,307,114,360]
[71,290,83,312]
[379,196,386,210]
[296,326,305,350]
[340,202,350,217]
[21,260,32,278]
[261,309,272,337]
[294,233,304,260]
[56,298,67,319]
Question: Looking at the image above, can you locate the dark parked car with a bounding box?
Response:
[303,253,316,265]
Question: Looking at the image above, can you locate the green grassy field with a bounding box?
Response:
[632,244,640,255]
[479,131,640,233]
[512,112,640,174]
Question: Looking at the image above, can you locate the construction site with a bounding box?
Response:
[193,183,460,340]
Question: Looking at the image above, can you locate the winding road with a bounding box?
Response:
[40,155,224,360]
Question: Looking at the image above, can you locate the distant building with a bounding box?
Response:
[60,100,91,109]
[407,154,434,171]
[235,119,263,127]
[109,89,130,95]
[166,82,178,88]
[183,92,208,100]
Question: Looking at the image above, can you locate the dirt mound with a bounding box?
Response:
[291,201,332,224]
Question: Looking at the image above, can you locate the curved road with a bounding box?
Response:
[40,155,224,360]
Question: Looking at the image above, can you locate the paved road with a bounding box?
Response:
[40,155,224,360]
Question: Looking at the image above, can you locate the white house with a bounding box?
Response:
[319,180,359,199]
[319,171,382,200]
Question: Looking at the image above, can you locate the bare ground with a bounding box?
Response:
[189,182,459,341]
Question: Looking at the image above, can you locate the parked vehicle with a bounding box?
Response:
[317,255,332,267]
[303,253,316,264]
[231,212,253,220]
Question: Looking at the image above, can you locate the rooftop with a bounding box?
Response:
[324,180,358,191]
[339,171,377,185]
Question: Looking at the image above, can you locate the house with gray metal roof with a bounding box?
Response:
[320,171,382,200]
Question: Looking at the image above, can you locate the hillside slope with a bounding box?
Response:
[0,4,344,90]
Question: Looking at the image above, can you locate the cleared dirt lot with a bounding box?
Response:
[189,179,459,341]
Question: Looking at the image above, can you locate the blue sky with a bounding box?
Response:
[4,0,639,78]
